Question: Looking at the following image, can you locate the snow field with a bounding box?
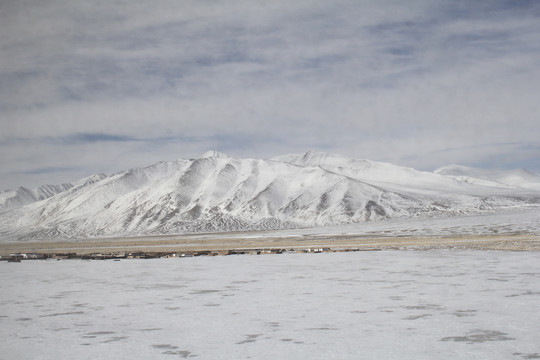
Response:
[1,250,539,359]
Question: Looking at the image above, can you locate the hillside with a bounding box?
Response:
[1,151,538,240]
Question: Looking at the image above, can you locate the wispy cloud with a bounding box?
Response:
[20,166,81,176]
[55,133,139,144]
[1,0,540,188]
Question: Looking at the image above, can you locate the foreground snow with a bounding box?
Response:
[2,251,539,359]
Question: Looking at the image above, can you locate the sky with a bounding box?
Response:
[1,0,540,189]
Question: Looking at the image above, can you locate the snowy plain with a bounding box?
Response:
[2,250,540,360]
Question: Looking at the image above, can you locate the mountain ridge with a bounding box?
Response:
[1,151,539,241]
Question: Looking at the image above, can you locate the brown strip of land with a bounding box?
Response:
[1,233,539,259]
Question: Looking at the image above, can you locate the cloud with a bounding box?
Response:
[1,0,540,188]
[20,166,81,176]
[54,133,139,144]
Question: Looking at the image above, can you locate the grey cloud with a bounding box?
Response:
[55,133,139,144]
[1,0,540,189]
[20,166,81,175]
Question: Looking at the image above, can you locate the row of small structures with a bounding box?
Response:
[1,247,385,262]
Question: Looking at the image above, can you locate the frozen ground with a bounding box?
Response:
[1,251,540,359]
[241,208,540,239]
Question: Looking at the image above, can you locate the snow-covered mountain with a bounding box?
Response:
[0,184,73,212]
[435,164,540,191]
[0,174,106,212]
[1,151,539,241]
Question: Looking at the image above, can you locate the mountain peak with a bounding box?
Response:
[273,150,334,166]
[434,164,472,176]
[198,150,229,159]
[301,150,328,161]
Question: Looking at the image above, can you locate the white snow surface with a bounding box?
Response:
[1,250,539,359]
[1,151,539,240]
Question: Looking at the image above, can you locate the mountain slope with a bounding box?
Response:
[0,173,107,213]
[0,184,73,212]
[435,164,540,191]
[1,151,539,241]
